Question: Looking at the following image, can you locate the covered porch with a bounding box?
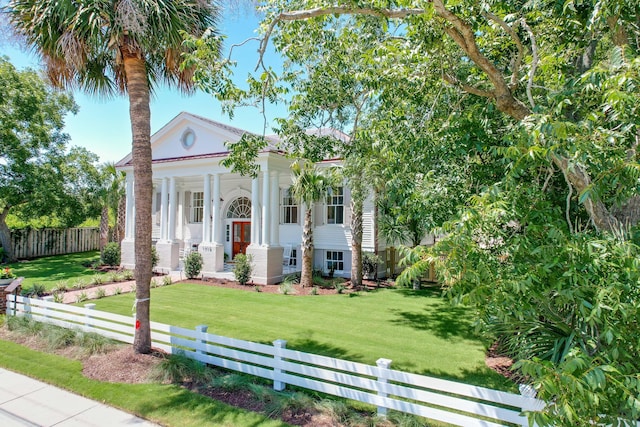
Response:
[120,154,301,285]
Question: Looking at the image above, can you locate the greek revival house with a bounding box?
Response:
[116,112,381,284]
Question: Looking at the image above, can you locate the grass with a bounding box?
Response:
[0,339,288,427]
[5,251,112,291]
[88,283,514,390]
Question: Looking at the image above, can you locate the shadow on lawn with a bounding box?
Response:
[388,303,472,340]
[286,336,364,363]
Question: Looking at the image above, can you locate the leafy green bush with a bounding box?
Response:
[101,242,121,266]
[21,283,46,297]
[362,252,382,278]
[151,246,159,269]
[233,254,253,286]
[184,251,203,279]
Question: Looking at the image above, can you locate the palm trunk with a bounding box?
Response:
[350,197,363,287]
[123,50,153,354]
[116,195,126,243]
[0,208,15,262]
[99,206,109,252]
[300,204,314,288]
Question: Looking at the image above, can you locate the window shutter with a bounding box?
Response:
[314,201,324,226]
[343,187,351,226]
[184,191,191,223]
[155,192,161,225]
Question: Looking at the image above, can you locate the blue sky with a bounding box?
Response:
[2,10,288,164]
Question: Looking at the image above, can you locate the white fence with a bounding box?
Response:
[6,295,545,427]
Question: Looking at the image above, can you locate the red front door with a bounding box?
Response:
[232,221,251,259]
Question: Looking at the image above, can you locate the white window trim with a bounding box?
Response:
[326,250,345,273]
[280,188,299,224]
[326,187,344,225]
[191,191,204,224]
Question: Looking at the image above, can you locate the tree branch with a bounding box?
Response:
[258,7,426,70]
[442,73,494,99]
[481,10,524,90]
[521,20,539,109]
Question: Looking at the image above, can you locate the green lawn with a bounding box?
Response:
[0,339,287,427]
[89,283,513,391]
[5,251,109,290]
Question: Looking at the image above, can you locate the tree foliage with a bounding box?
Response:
[0,57,101,261]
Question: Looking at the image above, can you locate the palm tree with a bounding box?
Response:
[7,0,220,353]
[290,161,333,288]
[98,163,126,252]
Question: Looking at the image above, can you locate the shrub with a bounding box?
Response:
[75,291,88,303]
[152,352,211,384]
[95,287,107,299]
[233,254,253,286]
[362,252,382,278]
[113,287,122,295]
[101,242,121,266]
[151,246,159,269]
[162,275,172,286]
[184,251,203,279]
[122,269,134,280]
[52,293,64,303]
[21,283,46,297]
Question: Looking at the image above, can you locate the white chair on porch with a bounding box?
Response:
[282,244,293,273]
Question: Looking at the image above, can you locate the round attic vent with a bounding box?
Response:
[181,128,196,150]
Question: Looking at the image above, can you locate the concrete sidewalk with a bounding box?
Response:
[0,368,159,427]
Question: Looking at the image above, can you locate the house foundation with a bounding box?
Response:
[156,241,179,272]
[199,243,225,277]
[121,239,136,270]
[246,245,284,285]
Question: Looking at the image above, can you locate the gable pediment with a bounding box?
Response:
[151,112,246,161]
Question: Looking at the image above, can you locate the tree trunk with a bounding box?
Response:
[99,205,109,252]
[0,208,15,262]
[350,197,363,287]
[300,204,314,288]
[372,191,379,281]
[116,195,126,244]
[123,49,153,354]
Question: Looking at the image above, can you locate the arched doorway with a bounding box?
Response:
[226,197,251,258]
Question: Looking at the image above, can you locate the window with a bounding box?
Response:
[326,251,344,272]
[226,197,251,219]
[181,128,196,149]
[281,189,298,224]
[191,191,204,223]
[326,187,344,224]
[289,249,297,266]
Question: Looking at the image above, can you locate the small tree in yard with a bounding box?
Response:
[233,254,253,286]
[184,251,203,279]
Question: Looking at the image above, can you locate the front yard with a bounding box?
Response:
[87,283,513,391]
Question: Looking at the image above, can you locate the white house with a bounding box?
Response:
[116,112,382,284]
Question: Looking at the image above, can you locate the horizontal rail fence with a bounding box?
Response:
[7,295,545,427]
[10,227,99,259]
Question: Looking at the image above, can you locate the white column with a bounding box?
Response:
[125,175,134,238]
[168,177,177,241]
[203,174,211,243]
[212,173,222,245]
[160,177,168,241]
[262,168,270,247]
[270,171,280,246]
[251,177,260,245]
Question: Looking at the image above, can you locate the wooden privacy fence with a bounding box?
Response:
[10,227,99,259]
[6,295,545,427]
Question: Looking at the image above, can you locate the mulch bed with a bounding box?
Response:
[177,276,394,296]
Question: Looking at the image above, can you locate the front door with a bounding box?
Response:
[232,221,251,258]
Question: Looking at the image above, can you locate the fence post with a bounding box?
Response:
[84,303,96,329]
[195,325,208,360]
[272,339,287,391]
[24,295,32,319]
[518,384,542,427]
[376,358,392,417]
[42,296,54,320]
